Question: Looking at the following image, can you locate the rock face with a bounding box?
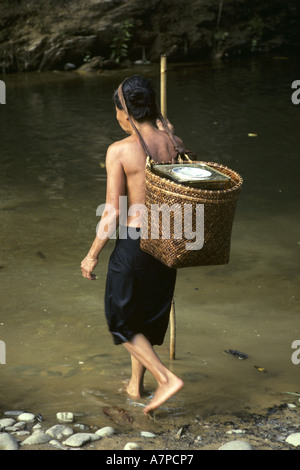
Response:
[0,0,299,73]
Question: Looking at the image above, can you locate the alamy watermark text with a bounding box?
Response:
[0,340,6,364]
[0,80,6,104]
[96,196,204,250]
[291,340,300,365]
[291,80,300,105]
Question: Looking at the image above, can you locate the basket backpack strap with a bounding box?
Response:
[155,106,186,162]
[117,82,152,159]
[117,80,188,165]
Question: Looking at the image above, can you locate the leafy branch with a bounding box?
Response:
[110,21,133,64]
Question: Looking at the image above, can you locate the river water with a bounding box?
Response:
[0,56,299,431]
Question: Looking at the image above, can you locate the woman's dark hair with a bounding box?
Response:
[113,75,158,123]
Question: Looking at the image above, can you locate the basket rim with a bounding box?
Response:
[146,160,243,199]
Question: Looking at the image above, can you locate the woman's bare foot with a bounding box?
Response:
[126,379,145,399]
[122,335,184,415]
[123,355,146,398]
[143,374,184,415]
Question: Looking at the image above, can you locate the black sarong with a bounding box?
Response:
[105,226,177,345]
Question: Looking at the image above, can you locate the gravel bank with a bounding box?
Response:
[0,401,299,451]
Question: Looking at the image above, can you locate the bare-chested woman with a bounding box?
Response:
[81,76,184,414]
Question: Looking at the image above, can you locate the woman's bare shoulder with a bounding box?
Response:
[106,135,140,169]
[108,135,138,153]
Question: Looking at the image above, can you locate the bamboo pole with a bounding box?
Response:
[216,0,224,29]
[160,54,167,119]
[169,299,176,360]
[160,54,176,360]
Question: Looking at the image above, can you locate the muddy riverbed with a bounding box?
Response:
[1,58,299,451]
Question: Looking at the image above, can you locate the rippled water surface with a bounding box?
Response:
[0,56,299,429]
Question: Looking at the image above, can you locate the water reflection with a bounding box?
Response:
[0,57,299,428]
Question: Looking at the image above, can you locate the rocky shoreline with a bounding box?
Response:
[1,400,300,451]
[0,0,299,74]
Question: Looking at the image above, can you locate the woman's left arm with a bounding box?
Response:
[81,144,125,280]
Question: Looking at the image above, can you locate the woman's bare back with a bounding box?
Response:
[113,125,182,226]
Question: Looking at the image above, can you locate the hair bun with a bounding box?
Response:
[129,87,153,105]
[115,75,158,122]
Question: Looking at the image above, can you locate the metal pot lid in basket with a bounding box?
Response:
[171,166,212,180]
[152,162,231,189]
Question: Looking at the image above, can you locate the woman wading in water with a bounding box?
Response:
[81,76,184,414]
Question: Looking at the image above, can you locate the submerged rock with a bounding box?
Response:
[76,56,104,73]
[63,63,76,71]
[4,411,24,418]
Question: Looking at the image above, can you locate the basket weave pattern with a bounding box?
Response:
[140,161,243,268]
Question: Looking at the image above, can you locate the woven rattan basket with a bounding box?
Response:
[140,159,243,269]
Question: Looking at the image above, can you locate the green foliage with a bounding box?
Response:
[214,30,229,42]
[248,16,264,39]
[248,16,264,51]
[110,21,133,64]
[83,55,91,63]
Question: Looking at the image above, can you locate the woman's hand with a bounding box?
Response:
[81,256,98,280]
[156,118,175,134]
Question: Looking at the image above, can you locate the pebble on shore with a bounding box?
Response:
[56,412,74,423]
[218,440,253,450]
[0,418,16,430]
[62,432,100,448]
[140,431,156,438]
[21,430,52,446]
[0,433,19,450]
[285,433,300,448]
[124,442,141,450]
[95,426,115,438]
[17,413,36,423]
[0,410,118,450]
[46,424,74,440]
